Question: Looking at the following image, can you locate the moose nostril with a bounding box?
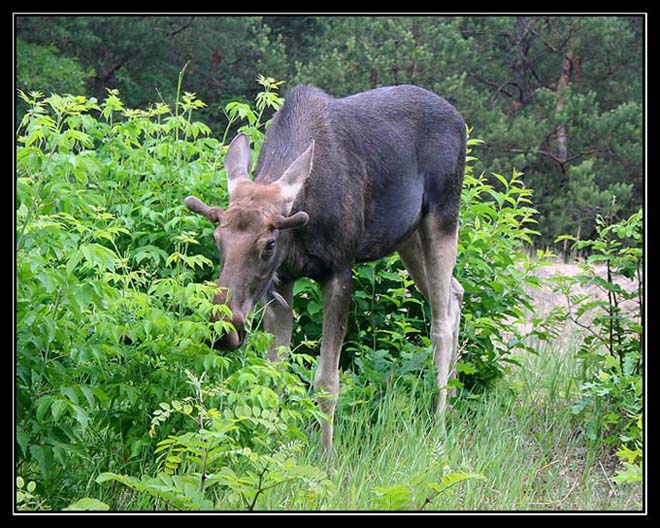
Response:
[209,308,247,351]
[237,327,247,347]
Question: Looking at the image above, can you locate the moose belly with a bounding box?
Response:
[355,177,423,262]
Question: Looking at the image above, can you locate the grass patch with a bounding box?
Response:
[73,334,643,511]
[248,335,642,511]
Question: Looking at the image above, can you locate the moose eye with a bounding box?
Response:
[262,239,276,259]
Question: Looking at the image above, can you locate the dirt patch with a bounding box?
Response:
[516,260,641,345]
[528,261,639,313]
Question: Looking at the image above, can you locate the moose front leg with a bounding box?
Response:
[263,278,294,362]
[314,268,352,457]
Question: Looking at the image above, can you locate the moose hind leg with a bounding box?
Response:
[448,277,464,399]
[418,214,459,417]
[397,231,430,302]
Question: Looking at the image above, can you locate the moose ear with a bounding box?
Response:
[224,133,252,197]
[185,195,223,223]
[273,211,309,230]
[276,141,314,214]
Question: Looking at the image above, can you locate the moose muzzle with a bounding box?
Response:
[210,287,248,351]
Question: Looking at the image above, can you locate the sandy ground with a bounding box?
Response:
[528,261,639,312]
[515,260,641,346]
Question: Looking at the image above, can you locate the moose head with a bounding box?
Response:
[185,133,314,350]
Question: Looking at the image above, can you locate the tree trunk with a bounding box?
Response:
[555,47,575,164]
[510,16,535,109]
[369,68,378,89]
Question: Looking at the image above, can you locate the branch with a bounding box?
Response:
[98,55,131,84]
[509,147,567,174]
[509,147,605,172]
[468,70,515,99]
[522,18,560,53]
[418,480,467,510]
[166,16,195,37]
[196,375,209,494]
[247,461,271,511]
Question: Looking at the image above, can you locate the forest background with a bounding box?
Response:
[16,14,644,249]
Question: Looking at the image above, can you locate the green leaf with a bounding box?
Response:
[66,249,83,275]
[371,484,412,510]
[72,405,90,429]
[60,385,79,405]
[613,462,642,484]
[616,445,641,464]
[439,470,487,488]
[64,497,111,511]
[51,399,69,421]
[491,172,509,189]
[456,362,478,375]
[96,473,118,484]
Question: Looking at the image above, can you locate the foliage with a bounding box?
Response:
[15,16,287,129]
[63,498,110,511]
[370,465,486,510]
[613,416,643,486]
[554,209,643,367]
[15,77,284,509]
[16,476,49,511]
[16,38,93,118]
[552,210,643,480]
[98,354,334,510]
[456,137,554,389]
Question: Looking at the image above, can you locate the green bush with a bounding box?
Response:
[15,76,287,509]
[553,210,643,475]
[99,347,334,510]
[16,38,94,119]
[456,138,550,389]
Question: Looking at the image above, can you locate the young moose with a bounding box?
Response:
[185,84,466,456]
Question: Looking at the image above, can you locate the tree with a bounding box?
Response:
[15,37,93,117]
[15,15,643,248]
[15,16,288,128]
[458,16,643,245]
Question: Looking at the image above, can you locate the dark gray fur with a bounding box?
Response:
[254,84,466,282]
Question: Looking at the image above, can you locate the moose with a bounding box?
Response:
[185,84,466,456]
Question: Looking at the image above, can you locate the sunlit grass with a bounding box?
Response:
[249,333,642,511]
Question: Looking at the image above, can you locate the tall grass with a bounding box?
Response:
[77,335,642,511]
[240,334,642,511]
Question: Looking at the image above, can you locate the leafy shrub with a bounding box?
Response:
[552,210,643,474]
[613,416,643,486]
[16,476,49,511]
[369,450,486,511]
[15,76,286,508]
[456,139,550,389]
[16,38,94,119]
[99,346,334,510]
